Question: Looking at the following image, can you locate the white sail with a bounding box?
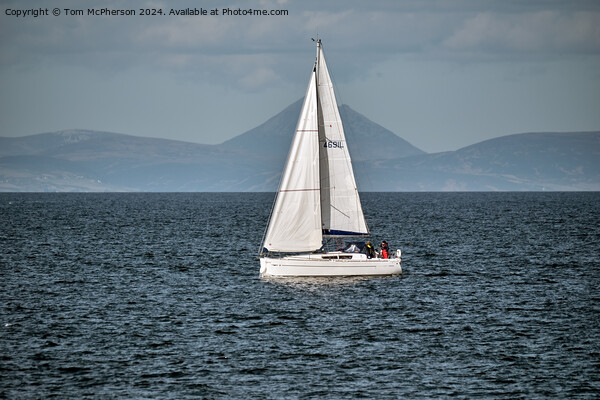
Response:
[262,69,322,252]
[259,40,402,278]
[316,42,369,237]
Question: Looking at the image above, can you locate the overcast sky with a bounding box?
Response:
[1,0,599,153]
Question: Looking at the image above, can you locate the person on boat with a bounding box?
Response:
[381,241,390,259]
[365,241,375,259]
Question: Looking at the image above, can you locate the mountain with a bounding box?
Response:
[220,100,425,162]
[0,103,425,192]
[0,130,274,192]
[356,131,600,191]
[1,103,598,191]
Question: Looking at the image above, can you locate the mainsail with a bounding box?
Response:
[262,40,369,254]
[262,69,322,252]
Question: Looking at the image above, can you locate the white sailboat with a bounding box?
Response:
[259,40,402,278]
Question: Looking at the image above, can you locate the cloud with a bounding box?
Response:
[444,10,600,56]
[239,66,280,91]
[1,0,599,92]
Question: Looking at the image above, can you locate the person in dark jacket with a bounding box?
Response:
[365,241,375,259]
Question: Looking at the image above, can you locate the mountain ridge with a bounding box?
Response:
[356,131,600,191]
[1,102,598,192]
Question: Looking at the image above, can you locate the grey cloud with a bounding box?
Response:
[444,10,600,55]
[2,0,599,92]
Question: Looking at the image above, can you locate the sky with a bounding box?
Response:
[1,0,599,153]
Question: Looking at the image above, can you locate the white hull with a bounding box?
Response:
[260,252,401,278]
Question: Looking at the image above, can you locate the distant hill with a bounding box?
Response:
[0,130,273,191]
[0,103,425,192]
[0,103,598,192]
[356,131,600,191]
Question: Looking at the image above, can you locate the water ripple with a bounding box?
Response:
[1,192,599,398]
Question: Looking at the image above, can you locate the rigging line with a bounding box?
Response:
[321,134,343,142]
[258,190,277,256]
[330,204,350,219]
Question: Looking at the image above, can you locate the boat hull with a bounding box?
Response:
[260,253,401,278]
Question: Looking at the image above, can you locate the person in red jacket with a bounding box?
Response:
[381,240,389,259]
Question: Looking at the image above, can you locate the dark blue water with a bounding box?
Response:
[1,192,599,399]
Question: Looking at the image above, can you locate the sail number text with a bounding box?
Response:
[324,140,344,149]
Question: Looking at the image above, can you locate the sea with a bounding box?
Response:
[1,192,599,399]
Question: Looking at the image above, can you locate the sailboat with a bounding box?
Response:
[259,40,402,278]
